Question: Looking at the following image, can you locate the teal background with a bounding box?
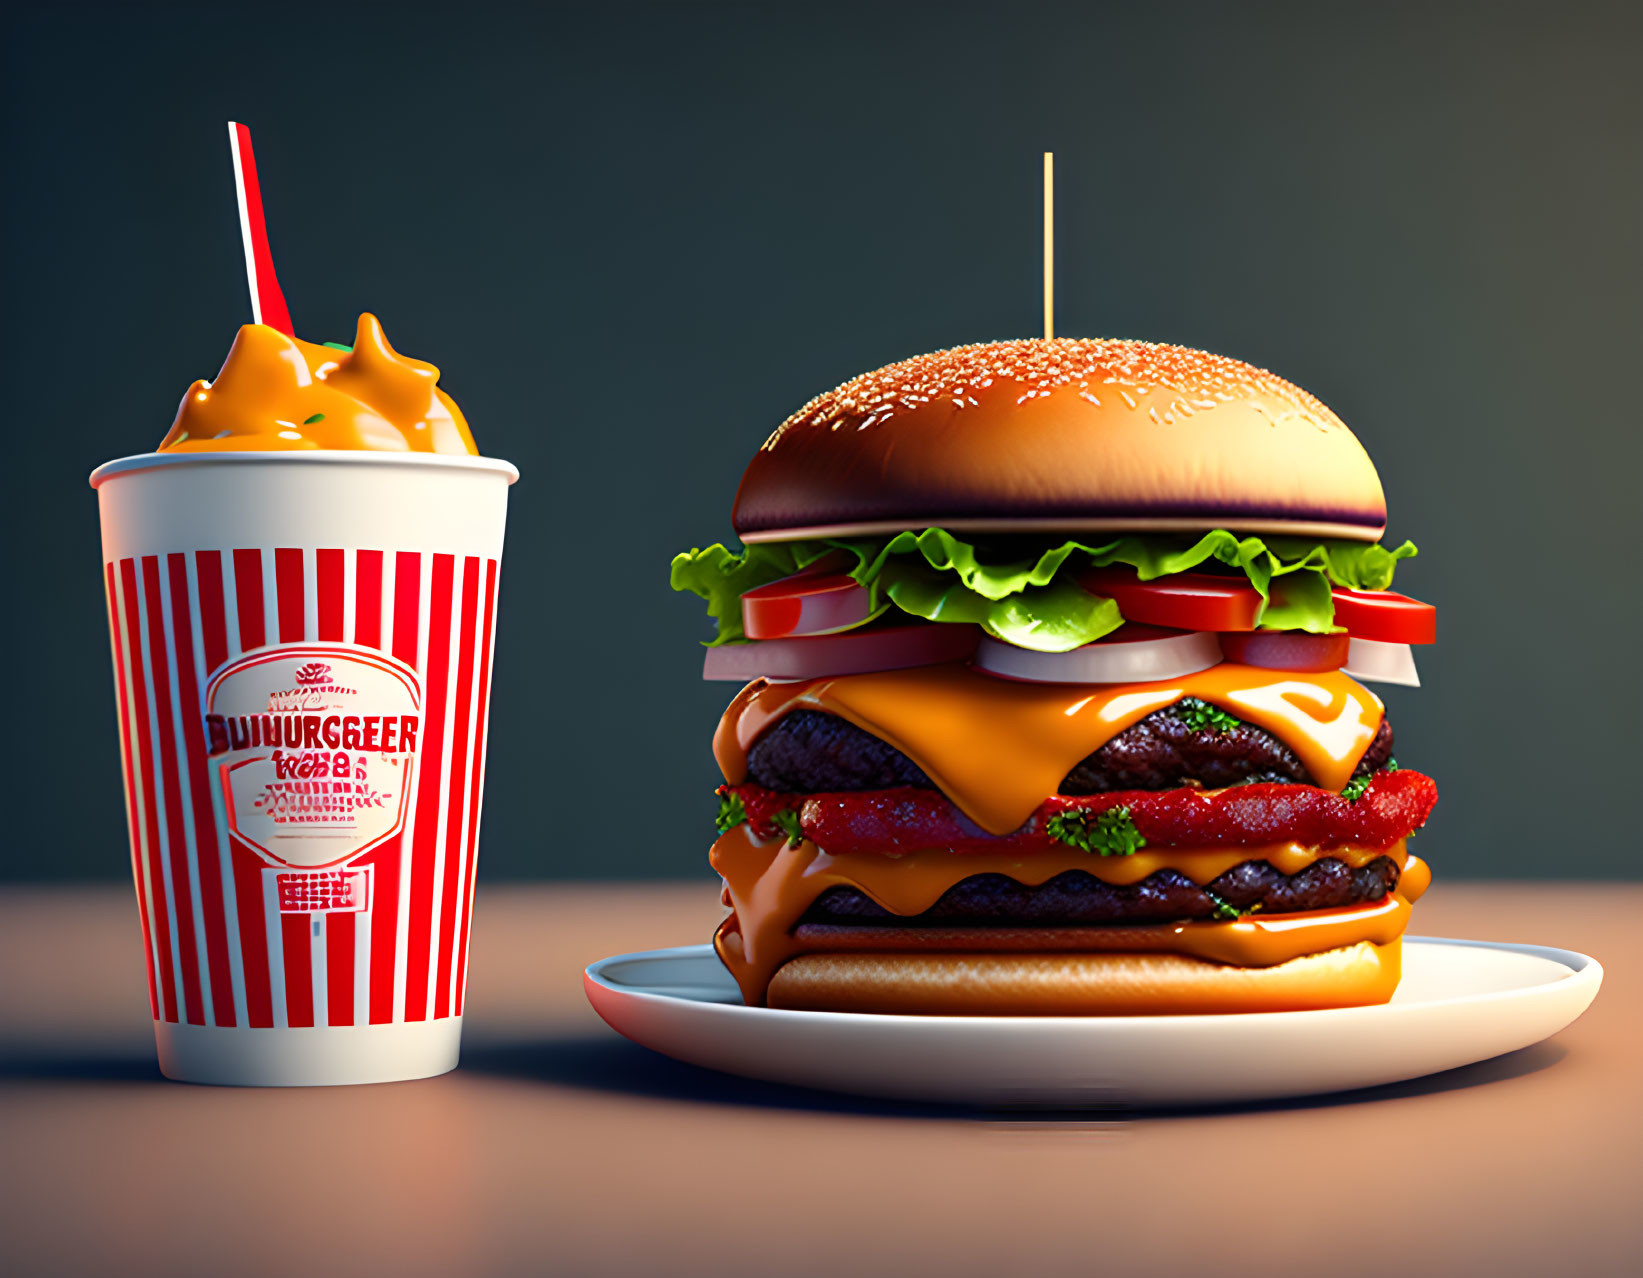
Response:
[6,1,1640,880]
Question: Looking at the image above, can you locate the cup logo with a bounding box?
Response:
[204,644,422,870]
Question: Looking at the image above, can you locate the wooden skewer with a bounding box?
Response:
[1043,151,1054,340]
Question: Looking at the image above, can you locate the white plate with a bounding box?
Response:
[583,938,1601,1107]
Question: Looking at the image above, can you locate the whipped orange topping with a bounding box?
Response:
[158,313,476,454]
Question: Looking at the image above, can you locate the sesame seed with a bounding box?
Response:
[760,337,1344,450]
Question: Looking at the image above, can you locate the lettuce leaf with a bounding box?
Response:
[667,541,837,645]
[670,528,1416,652]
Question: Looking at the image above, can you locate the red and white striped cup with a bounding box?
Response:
[91,451,517,1085]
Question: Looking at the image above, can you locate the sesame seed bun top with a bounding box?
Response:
[732,338,1388,543]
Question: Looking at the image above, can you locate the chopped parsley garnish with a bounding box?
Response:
[1046,805,1147,856]
[714,790,747,834]
[771,808,804,847]
[302,412,326,425]
[1171,697,1242,735]
[1344,760,1402,803]
[1205,891,1260,921]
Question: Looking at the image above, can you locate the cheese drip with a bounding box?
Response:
[715,663,1385,835]
[710,822,1426,1006]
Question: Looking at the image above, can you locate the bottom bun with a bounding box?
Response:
[764,940,1401,1015]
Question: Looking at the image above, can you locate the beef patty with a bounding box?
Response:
[798,855,1401,928]
[746,701,1394,795]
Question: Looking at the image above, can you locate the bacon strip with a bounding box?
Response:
[721,771,1437,856]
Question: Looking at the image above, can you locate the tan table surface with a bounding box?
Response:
[1,882,1637,1277]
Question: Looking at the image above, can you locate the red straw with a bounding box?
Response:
[226,121,294,335]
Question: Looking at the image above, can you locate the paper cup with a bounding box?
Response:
[90,451,517,1085]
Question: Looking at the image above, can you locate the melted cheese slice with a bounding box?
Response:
[715,663,1385,835]
[710,822,1428,1006]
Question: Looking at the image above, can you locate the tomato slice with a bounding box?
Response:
[1219,631,1350,672]
[1331,588,1436,645]
[742,556,875,640]
[1081,567,1263,632]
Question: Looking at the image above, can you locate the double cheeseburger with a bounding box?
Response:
[672,338,1437,1015]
